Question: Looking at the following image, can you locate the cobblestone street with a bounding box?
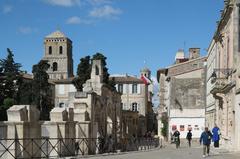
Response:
[82,142,240,159]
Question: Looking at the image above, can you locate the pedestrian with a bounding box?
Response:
[186,130,192,147]
[173,129,180,148]
[107,135,113,153]
[200,127,212,158]
[212,124,220,148]
[75,140,80,155]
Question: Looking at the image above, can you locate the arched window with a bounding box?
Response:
[53,62,58,71]
[95,66,99,75]
[49,46,52,55]
[59,46,63,54]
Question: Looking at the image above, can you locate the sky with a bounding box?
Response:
[0,0,224,106]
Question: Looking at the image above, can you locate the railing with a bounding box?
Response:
[210,77,235,94]
[0,137,160,159]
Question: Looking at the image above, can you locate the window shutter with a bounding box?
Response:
[123,84,127,94]
[137,103,140,111]
[137,84,141,94]
[115,84,118,92]
[59,85,65,95]
[129,84,133,94]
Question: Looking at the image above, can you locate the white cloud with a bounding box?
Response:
[2,5,13,14]
[18,27,37,34]
[87,0,112,6]
[89,5,122,19]
[43,0,81,7]
[66,16,93,24]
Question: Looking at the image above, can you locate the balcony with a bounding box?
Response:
[210,77,235,94]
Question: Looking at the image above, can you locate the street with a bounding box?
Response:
[82,142,240,159]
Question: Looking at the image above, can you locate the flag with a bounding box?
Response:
[141,75,151,85]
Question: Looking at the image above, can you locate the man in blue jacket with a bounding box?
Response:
[200,127,212,158]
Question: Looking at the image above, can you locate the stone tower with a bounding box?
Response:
[140,67,151,79]
[43,30,73,80]
[83,59,103,95]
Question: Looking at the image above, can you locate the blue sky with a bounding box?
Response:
[0,0,223,77]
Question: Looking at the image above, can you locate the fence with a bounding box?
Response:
[0,137,160,159]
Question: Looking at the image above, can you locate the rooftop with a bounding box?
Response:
[110,75,144,84]
[45,30,67,38]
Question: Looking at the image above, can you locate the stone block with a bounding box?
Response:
[74,103,88,110]
[7,105,28,122]
[67,107,74,121]
[25,105,40,122]
[74,109,88,122]
[50,107,68,121]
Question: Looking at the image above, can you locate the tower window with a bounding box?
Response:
[53,62,58,71]
[95,66,99,75]
[49,46,52,55]
[59,46,63,54]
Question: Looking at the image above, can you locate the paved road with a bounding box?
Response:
[81,142,240,159]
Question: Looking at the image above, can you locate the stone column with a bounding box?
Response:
[41,107,75,157]
[5,105,41,159]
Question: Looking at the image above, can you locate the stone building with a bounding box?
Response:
[43,30,74,80]
[157,48,206,139]
[206,0,240,151]
[41,30,122,141]
[111,68,154,137]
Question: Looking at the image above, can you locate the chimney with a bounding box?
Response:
[189,48,200,60]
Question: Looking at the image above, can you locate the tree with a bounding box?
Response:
[32,60,52,120]
[0,48,21,100]
[73,56,91,91]
[17,79,33,105]
[92,53,115,90]
[161,114,168,139]
[0,48,21,121]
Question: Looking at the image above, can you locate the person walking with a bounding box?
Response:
[200,127,212,158]
[173,129,180,148]
[186,130,192,147]
[212,124,220,148]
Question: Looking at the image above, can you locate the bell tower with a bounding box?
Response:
[43,30,73,80]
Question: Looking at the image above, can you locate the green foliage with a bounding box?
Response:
[73,56,91,91]
[0,48,21,121]
[161,115,168,138]
[0,98,15,121]
[0,48,22,99]
[32,60,52,120]
[74,53,116,91]
[2,98,15,109]
[17,79,33,105]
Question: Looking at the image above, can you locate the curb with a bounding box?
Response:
[60,147,162,159]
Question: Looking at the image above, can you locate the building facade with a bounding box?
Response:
[206,0,240,151]
[112,68,154,137]
[157,48,206,139]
